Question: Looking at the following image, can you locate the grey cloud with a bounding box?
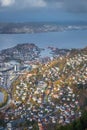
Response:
[0,0,46,8]
[44,0,87,13]
[44,0,63,8]
[44,0,63,2]
[0,0,15,7]
[64,0,87,13]
[1,0,87,13]
[18,0,47,8]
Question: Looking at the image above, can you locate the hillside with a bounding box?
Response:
[10,47,87,129]
[0,22,87,34]
[0,43,41,62]
[0,46,87,130]
[0,43,70,62]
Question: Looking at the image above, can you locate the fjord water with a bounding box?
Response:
[0,92,4,103]
[0,30,87,50]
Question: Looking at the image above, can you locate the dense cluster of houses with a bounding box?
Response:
[1,51,87,130]
[65,53,87,85]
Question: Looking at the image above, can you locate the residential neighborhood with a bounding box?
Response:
[0,44,86,130]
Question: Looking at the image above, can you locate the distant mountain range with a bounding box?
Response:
[0,22,87,34]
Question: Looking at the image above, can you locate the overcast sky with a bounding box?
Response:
[0,0,87,22]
